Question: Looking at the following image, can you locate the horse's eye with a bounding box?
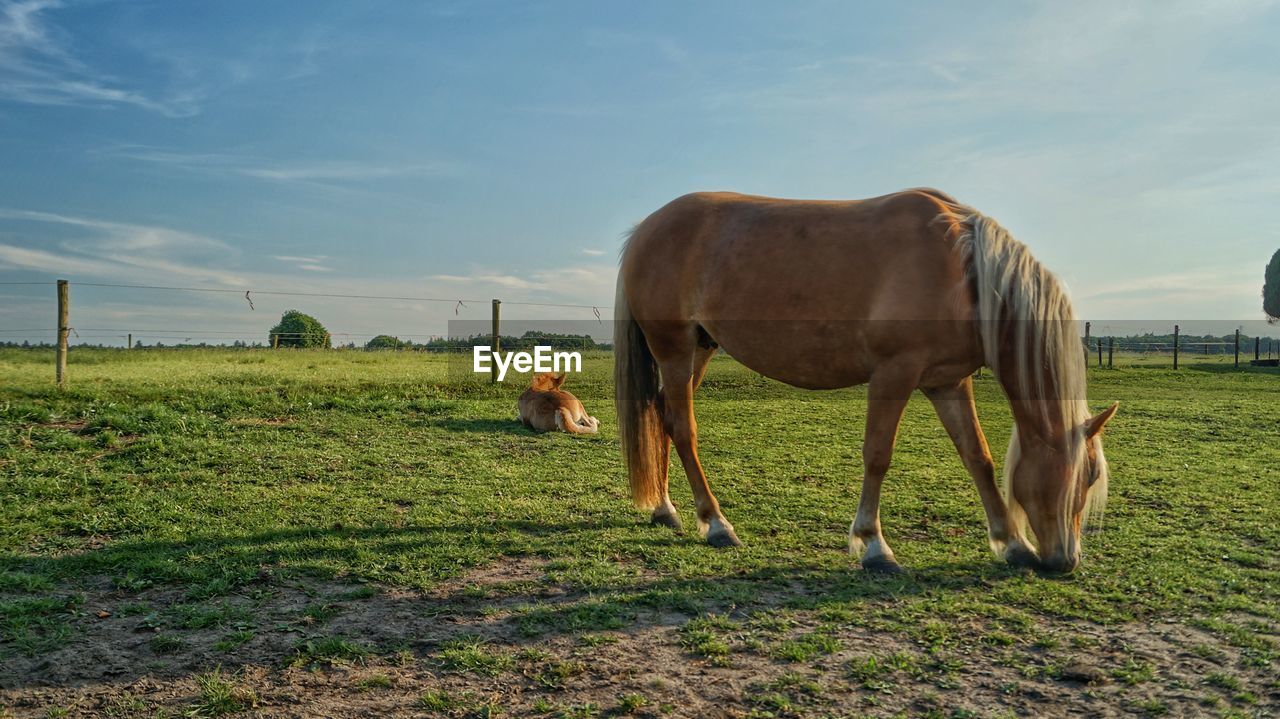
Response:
[1086,464,1099,487]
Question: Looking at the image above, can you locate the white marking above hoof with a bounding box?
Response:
[705,516,741,547]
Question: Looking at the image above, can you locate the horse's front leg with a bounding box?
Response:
[660,360,740,548]
[923,379,1034,566]
[849,368,919,573]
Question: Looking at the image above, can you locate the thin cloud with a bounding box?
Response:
[97,145,460,187]
[580,248,605,256]
[240,162,456,182]
[0,1,202,116]
[430,273,546,291]
[0,208,246,285]
[273,254,334,273]
[273,255,329,264]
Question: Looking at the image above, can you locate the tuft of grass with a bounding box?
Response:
[578,633,619,648]
[1205,672,1241,691]
[437,635,513,676]
[0,595,80,656]
[149,634,187,654]
[771,631,840,662]
[536,660,588,690]
[419,689,460,712]
[1111,658,1157,686]
[418,689,501,718]
[616,693,647,714]
[191,668,256,716]
[557,703,599,719]
[172,601,251,630]
[1128,697,1169,716]
[355,674,393,691]
[848,655,894,692]
[214,629,255,652]
[298,602,341,626]
[291,636,370,666]
[677,615,735,663]
[747,675,824,711]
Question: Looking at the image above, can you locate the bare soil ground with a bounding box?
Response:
[3,557,1276,718]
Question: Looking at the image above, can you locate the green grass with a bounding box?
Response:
[290,636,371,666]
[0,347,1278,699]
[771,630,840,662]
[191,668,256,716]
[437,635,514,676]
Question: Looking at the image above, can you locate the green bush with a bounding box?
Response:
[269,310,330,348]
[365,335,408,350]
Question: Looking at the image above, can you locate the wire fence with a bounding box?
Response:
[3,280,1278,389]
[1,279,621,386]
[1,279,610,342]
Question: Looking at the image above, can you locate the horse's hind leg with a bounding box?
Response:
[850,367,918,572]
[649,346,716,532]
[659,351,740,548]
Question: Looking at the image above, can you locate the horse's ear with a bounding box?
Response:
[1084,402,1119,439]
[553,372,567,387]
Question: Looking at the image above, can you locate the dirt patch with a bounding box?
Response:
[2,560,1277,718]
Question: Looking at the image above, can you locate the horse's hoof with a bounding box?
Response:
[1005,543,1039,569]
[861,556,904,574]
[650,511,683,531]
[706,528,742,548]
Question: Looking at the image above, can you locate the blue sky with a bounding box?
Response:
[1,0,1278,345]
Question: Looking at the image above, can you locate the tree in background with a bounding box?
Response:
[1265,248,1280,323]
[366,334,409,350]
[269,310,330,348]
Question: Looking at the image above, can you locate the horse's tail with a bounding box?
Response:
[614,274,667,510]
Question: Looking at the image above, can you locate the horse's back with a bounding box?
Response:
[620,189,982,389]
[623,189,970,320]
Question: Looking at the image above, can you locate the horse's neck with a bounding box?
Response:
[996,365,1075,444]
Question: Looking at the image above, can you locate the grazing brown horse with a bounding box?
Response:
[614,189,1117,573]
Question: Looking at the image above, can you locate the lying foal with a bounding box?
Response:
[518,372,599,434]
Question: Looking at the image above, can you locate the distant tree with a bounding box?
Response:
[1265,248,1280,323]
[269,310,331,348]
[366,334,408,350]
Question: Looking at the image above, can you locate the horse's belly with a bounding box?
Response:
[703,318,982,391]
[706,322,874,390]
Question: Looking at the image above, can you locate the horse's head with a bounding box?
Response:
[1006,402,1118,573]
[529,372,567,391]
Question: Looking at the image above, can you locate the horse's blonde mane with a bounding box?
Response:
[946,208,1106,553]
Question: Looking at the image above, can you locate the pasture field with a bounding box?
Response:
[1,348,1277,718]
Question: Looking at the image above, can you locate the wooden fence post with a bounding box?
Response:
[56,279,69,389]
[272,334,279,349]
[1083,321,1091,364]
[491,299,501,383]
[1108,337,1114,368]
[1234,329,1240,368]
[1173,324,1179,370]
[1255,337,1260,361]
[127,333,132,350]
